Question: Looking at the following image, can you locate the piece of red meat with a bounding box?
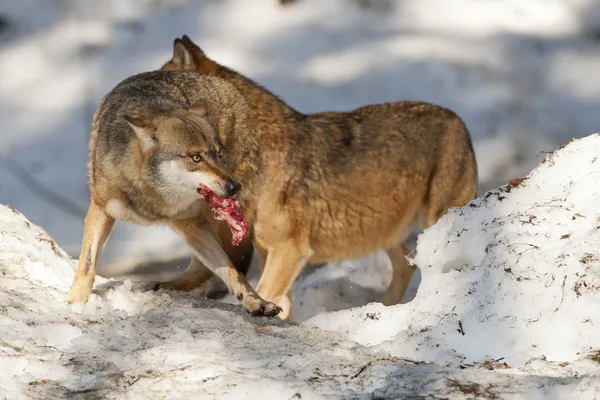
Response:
[199,185,247,246]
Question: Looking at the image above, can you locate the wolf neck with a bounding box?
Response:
[201,58,302,121]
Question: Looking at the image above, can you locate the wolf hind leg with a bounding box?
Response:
[156,254,213,292]
[381,241,414,306]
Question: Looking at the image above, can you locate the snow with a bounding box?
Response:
[1,136,600,398]
[2,0,600,397]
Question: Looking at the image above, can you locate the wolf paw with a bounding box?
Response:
[241,295,282,317]
[66,286,91,304]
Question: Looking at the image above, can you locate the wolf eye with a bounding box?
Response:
[191,153,203,162]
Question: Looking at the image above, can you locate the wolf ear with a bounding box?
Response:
[124,116,157,151]
[171,38,196,69]
[181,35,206,56]
[188,99,209,118]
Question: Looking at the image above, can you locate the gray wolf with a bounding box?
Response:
[66,70,280,317]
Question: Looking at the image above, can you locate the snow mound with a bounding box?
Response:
[307,134,600,371]
[2,196,599,398]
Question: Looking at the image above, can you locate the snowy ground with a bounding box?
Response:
[2,134,600,398]
[1,1,600,397]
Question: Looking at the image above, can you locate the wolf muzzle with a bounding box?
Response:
[223,179,241,197]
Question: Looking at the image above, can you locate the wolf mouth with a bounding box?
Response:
[199,185,247,246]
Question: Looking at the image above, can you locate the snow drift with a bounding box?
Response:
[1,135,600,399]
[307,134,600,370]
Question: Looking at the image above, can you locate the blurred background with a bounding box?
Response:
[1,0,599,317]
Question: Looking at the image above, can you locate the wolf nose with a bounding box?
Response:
[224,180,241,197]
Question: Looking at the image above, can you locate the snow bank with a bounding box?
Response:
[307,134,600,372]
[1,188,599,398]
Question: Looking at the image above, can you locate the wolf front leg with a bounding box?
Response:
[67,200,115,303]
[169,218,281,317]
[158,225,255,298]
[255,238,313,320]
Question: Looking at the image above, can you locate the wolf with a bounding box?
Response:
[66,70,280,317]
[162,35,478,319]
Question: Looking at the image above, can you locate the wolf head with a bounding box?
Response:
[124,99,241,201]
[161,35,216,74]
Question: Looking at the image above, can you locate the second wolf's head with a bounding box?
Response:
[123,99,241,201]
